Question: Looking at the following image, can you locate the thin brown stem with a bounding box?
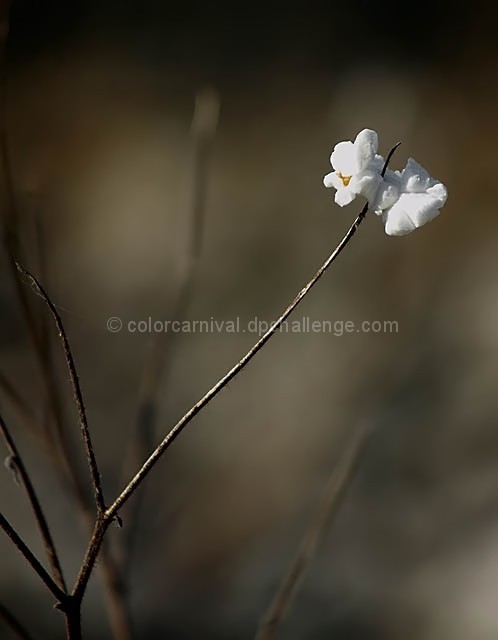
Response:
[13,267,135,636]
[254,424,371,640]
[6,204,131,638]
[73,212,363,596]
[15,263,106,515]
[7,250,92,506]
[0,411,67,592]
[0,513,66,602]
[109,205,368,516]
[73,517,108,600]
[0,601,35,640]
[72,141,399,601]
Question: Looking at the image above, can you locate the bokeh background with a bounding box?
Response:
[1,1,498,638]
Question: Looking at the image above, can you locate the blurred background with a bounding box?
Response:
[1,1,498,638]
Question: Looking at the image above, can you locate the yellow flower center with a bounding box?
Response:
[338,172,351,187]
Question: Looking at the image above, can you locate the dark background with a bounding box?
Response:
[1,1,498,638]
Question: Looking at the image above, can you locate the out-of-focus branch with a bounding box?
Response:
[120,87,220,573]
[254,423,371,640]
[0,600,34,640]
[138,86,220,413]
[0,370,38,430]
[0,512,66,602]
[0,411,67,592]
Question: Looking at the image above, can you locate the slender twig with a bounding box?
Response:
[0,601,35,640]
[72,143,401,601]
[15,263,106,515]
[5,282,131,637]
[121,87,220,575]
[8,219,132,637]
[0,411,67,591]
[0,513,66,602]
[13,267,133,638]
[6,276,131,639]
[7,250,93,507]
[254,423,371,640]
[32,206,57,430]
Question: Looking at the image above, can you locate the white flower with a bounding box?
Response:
[378,158,448,236]
[323,129,383,207]
[323,131,448,237]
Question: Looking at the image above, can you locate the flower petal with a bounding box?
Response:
[427,181,448,208]
[401,157,434,193]
[331,141,358,175]
[334,186,356,207]
[323,171,341,189]
[383,191,443,236]
[382,205,417,236]
[370,154,385,172]
[354,129,378,173]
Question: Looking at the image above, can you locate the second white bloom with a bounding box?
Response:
[373,158,448,236]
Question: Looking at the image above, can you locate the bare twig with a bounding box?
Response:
[0,411,67,591]
[13,266,136,638]
[15,263,106,516]
[13,267,133,638]
[0,601,34,640]
[72,142,401,601]
[0,512,66,602]
[7,249,93,507]
[121,87,220,573]
[73,213,366,595]
[0,6,131,639]
[254,423,371,640]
